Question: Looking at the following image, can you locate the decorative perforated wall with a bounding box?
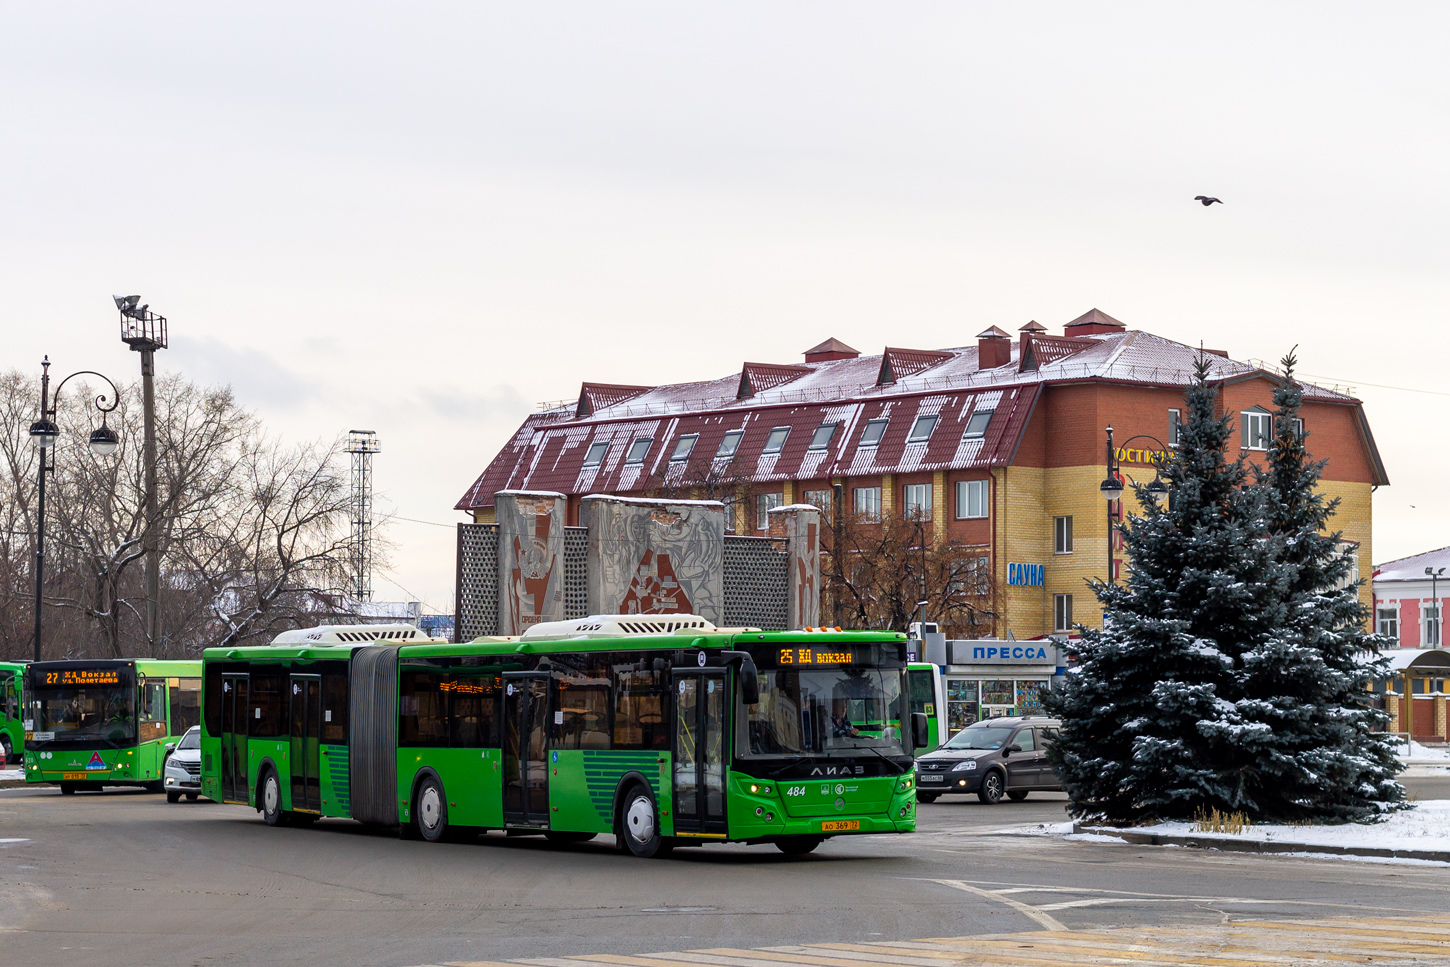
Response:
[564,526,588,619]
[456,523,499,641]
[722,535,789,629]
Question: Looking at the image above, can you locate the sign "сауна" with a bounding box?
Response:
[1007,563,1043,586]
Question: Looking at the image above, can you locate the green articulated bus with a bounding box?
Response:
[25,659,203,793]
[0,661,27,763]
[200,616,927,856]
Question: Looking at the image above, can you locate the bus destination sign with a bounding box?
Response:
[778,648,854,666]
[44,668,123,687]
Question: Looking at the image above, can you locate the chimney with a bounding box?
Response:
[1063,308,1127,337]
[976,326,1012,369]
[803,337,861,364]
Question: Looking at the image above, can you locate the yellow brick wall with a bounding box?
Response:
[994,466,1049,638]
[881,474,895,517]
[932,470,946,542]
[473,508,496,524]
[783,481,795,506]
[1317,479,1374,620]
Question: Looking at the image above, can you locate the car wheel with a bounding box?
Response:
[0,734,12,763]
[416,776,448,842]
[167,790,182,804]
[1007,790,1029,801]
[545,831,597,845]
[60,782,76,795]
[261,769,288,826]
[618,784,670,858]
[145,780,165,793]
[776,836,823,856]
[185,793,199,801]
[977,770,1004,805]
[916,791,940,804]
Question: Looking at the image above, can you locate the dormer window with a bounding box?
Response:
[859,419,888,447]
[716,429,744,458]
[670,434,698,461]
[625,437,653,464]
[582,441,609,468]
[907,414,938,443]
[963,408,994,439]
[763,427,791,454]
[808,423,839,451]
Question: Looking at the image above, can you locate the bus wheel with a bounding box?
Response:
[145,781,164,793]
[545,831,597,846]
[416,777,448,842]
[60,782,76,795]
[619,785,669,858]
[261,770,288,826]
[776,836,823,856]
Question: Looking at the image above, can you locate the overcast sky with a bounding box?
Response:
[4,4,1447,611]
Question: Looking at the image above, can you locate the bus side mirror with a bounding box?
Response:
[911,712,929,751]
[739,660,760,706]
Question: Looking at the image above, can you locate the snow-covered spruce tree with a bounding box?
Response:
[1046,356,1286,824]
[1226,350,1403,821]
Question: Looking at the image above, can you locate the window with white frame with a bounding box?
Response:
[670,434,698,461]
[757,492,783,529]
[803,489,832,514]
[1054,515,1073,554]
[853,486,882,520]
[808,423,839,450]
[1377,607,1399,641]
[762,427,791,454]
[963,408,994,439]
[716,429,744,458]
[1424,603,1442,647]
[859,418,889,447]
[903,483,932,519]
[1241,408,1271,450]
[906,414,938,444]
[1053,593,1073,633]
[956,479,988,519]
[624,437,652,464]
[582,441,610,468]
[1169,408,1182,447]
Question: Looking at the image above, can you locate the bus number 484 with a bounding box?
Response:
[785,786,805,798]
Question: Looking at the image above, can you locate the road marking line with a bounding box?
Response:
[647,952,818,967]
[926,878,1067,931]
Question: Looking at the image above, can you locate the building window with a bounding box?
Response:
[1275,416,1305,441]
[963,408,994,439]
[716,429,744,458]
[1241,408,1271,450]
[1053,593,1073,633]
[853,486,881,521]
[904,483,932,519]
[907,414,938,444]
[757,492,783,529]
[1424,604,1442,647]
[624,437,652,464]
[763,427,791,454]
[956,479,988,519]
[669,434,698,461]
[808,423,839,451]
[1377,608,1399,640]
[582,441,609,468]
[859,418,889,448]
[803,489,832,514]
[1054,516,1073,554]
[1169,409,1182,447]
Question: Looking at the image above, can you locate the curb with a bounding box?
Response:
[1073,823,1450,863]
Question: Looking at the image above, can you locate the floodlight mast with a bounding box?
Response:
[345,431,381,602]
[116,294,168,652]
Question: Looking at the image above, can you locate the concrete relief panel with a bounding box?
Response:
[769,504,822,629]
[581,496,725,623]
[496,491,567,635]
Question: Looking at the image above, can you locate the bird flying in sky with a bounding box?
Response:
[1194,195,1223,206]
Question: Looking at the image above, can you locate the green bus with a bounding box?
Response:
[907,662,947,753]
[200,616,925,856]
[25,659,203,793]
[0,661,26,763]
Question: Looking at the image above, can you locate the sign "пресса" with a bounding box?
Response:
[967,643,1054,663]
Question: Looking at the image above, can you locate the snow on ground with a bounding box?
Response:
[1005,800,1450,857]
[1403,740,1450,761]
[0,768,23,781]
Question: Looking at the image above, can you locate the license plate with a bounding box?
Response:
[62,772,99,780]
[919,775,945,783]
[821,820,860,832]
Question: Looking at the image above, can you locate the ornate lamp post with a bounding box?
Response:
[1099,426,1169,585]
[115,295,167,649]
[28,356,122,662]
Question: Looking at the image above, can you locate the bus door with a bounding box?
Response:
[502,674,550,827]
[289,673,322,813]
[672,669,727,836]
[219,674,249,803]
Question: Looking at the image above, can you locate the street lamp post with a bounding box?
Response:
[1098,426,1170,585]
[1426,567,1445,648]
[115,295,168,651]
[28,356,122,662]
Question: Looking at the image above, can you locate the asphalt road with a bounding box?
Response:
[2,779,1448,967]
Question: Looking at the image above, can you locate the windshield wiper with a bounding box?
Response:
[767,756,817,778]
[850,740,907,774]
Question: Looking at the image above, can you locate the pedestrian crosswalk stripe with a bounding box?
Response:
[432,915,1450,967]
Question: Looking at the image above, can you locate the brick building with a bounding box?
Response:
[457,309,1386,638]
[1372,547,1450,649]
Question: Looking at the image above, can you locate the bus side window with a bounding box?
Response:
[447,673,497,748]
[399,671,446,746]
[322,671,348,744]
[0,673,13,720]
[248,667,288,737]
[169,678,202,735]
[614,663,667,751]
[141,681,168,741]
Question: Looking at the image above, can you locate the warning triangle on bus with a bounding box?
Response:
[86,751,105,770]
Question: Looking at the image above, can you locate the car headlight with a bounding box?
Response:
[951,760,978,772]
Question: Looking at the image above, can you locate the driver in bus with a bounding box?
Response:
[830,699,860,738]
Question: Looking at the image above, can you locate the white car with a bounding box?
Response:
[164,725,203,803]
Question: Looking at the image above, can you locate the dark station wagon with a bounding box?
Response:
[914,716,1060,804]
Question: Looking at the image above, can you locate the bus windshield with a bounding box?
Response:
[30,684,137,748]
[744,667,906,757]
